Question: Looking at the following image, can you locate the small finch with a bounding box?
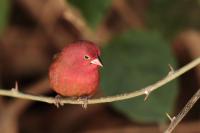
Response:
[49,40,103,97]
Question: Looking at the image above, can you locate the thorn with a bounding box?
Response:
[166,113,175,122]
[144,86,151,101]
[54,95,64,108]
[144,90,150,101]
[168,64,175,75]
[11,81,19,92]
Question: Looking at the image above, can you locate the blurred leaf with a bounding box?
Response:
[101,30,178,123]
[0,0,10,36]
[148,0,200,37]
[68,0,112,29]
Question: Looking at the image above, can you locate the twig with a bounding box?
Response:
[6,77,49,115]
[164,88,200,133]
[0,57,199,105]
[0,77,49,133]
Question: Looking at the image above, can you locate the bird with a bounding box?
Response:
[49,40,103,98]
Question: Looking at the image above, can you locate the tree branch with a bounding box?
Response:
[0,57,199,105]
[164,88,200,133]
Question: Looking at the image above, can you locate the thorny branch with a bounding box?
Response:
[0,57,199,106]
[164,88,200,133]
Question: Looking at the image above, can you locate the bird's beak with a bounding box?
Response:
[90,57,103,67]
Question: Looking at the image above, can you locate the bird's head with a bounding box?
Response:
[61,40,103,71]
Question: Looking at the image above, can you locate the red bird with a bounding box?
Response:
[49,40,103,97]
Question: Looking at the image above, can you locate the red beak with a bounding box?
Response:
[90,57,103,67]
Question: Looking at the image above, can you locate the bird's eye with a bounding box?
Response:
[84,55,90,60]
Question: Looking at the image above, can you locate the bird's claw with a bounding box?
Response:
[54,95,64,108]
[78,96,89,109]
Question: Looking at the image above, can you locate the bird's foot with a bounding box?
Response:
[54,95,64,108]
[77,95,91,109]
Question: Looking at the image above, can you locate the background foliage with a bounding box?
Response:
[0,0,10,36]
[101,30,177,123]
[69,0,112,29]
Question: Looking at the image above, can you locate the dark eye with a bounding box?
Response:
[84,55,90,60]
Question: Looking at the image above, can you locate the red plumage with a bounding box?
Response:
[49,40,103,97]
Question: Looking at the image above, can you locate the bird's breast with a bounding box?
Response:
[50,66,100,97]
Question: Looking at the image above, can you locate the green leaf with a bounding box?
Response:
[0,0,10,36]
[101,30,178,123]
[68,0,112,29]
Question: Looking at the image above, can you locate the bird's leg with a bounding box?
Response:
[54,95,64,108]
[77,95,91,109]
